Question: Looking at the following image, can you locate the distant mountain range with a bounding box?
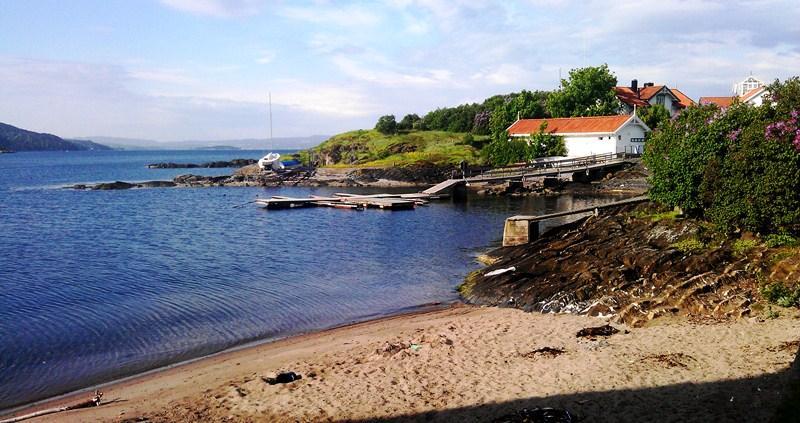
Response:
[0,122,112,152]
[0,121,329,152]
[76,135,330,151]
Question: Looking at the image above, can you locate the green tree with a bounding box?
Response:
[483,122,566,166]
[488,90,549,142]
[547,64,621,118]
[638,104,671,130]
[397,114,421,131]
[375,115,398,135]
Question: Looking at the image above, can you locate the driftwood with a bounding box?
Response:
[576,324,620,338]
[0,391,102,423]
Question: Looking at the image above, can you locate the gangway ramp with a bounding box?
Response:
[422,178,464,195]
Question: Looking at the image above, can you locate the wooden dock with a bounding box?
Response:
[255,192,447,211]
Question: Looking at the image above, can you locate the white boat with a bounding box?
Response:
[258,152,282,170]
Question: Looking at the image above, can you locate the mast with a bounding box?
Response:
[269,92,273,148]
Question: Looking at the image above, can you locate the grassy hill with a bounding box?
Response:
[309,130,487,167]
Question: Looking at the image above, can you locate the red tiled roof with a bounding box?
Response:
[614,87,649,107]
[671,88,695,108]
[507,115,632,135]
[741,87,765,102]
[699,96,736,108]
[638,85,665,100]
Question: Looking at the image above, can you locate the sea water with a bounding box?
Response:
[0,150,619,409]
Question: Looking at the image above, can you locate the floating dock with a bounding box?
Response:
[255,192,448,211]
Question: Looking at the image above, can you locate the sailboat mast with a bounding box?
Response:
[268,92,273,147]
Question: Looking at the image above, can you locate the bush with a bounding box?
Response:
[644,77,800,235]
[760,281,800,307]
[483,123,566,166]
[765,233,799,248]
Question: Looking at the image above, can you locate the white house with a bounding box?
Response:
[733,75,764,97]
[507,114,651,157]
[615,80,694,117]
[699,85,768,109]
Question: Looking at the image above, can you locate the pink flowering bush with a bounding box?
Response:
[645,77,800,234]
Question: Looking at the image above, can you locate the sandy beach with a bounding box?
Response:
[4,304,798,422]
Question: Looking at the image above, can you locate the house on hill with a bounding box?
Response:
[507,114,651,157]
[615,80,695,117]
[699,86,767,109]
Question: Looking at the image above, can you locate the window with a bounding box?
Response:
[618,135,622,140]
[656,94,665,106]
[598,136,603,140]
[631,137,645,143]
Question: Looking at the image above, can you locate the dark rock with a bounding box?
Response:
[147,159,257,169]
[137,180,177,188]
[92,181,136,190]
[576,325,619,338]
[262,372,302,385]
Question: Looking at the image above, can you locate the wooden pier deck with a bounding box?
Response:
[255,192,446,211]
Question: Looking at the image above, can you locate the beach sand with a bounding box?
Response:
[6,304,799,422]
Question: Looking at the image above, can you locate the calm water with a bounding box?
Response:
[0,150,620,409]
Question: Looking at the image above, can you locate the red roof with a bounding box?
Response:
[699,96,736,108]
[671,88,695,108]
[507,115,633,135]
[614,87,649,107]
[638,85,666,100]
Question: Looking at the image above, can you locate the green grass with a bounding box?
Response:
[670,238,706,254]
[631,209,682,222]
[732,239,760,257]
[309,129,487,167]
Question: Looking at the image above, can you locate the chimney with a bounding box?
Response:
[631,79,638,92]
[644,82,655,87]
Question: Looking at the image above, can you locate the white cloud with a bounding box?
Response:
[281,4,381,26]
[158,0,265,17]
[256,50,276,64]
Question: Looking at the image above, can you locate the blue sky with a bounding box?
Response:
[1,0,799,141]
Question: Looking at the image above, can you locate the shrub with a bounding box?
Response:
[760,281,800,307]
[765,233,799,248]
[644,77,800,235]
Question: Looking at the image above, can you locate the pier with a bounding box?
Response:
[255,192,448,211]
[501,195,649,246]
[425,153,636,195]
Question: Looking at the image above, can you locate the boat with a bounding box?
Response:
[258,152,282,170]
[258,92,281,171]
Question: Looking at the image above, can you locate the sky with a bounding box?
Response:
[1,0,799,142]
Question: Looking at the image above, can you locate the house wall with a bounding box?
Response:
[647,91,680,116]
[563,135,617,157]
[745,92,765,106]
[616,123,649,155]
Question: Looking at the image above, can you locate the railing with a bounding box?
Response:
[464,152,628,181]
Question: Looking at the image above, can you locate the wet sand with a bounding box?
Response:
[4,304,799,422]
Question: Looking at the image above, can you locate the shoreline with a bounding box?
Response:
[3,304,797,422]
[0,302,458,419]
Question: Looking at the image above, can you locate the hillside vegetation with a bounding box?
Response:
[310,130,486,167]
[0,122,111,151]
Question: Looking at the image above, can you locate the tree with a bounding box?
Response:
[488,90,549,142]
[397,114,421,131]
[638,104,671,130]
[547,64,621,118]
[483,122,566,166]
[375,115,397,135]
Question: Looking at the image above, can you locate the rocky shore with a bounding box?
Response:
[146,159,257,169]
[461,201,800,327]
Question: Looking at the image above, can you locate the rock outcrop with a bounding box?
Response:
[146,159,257,169]
[460,202,786,326]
